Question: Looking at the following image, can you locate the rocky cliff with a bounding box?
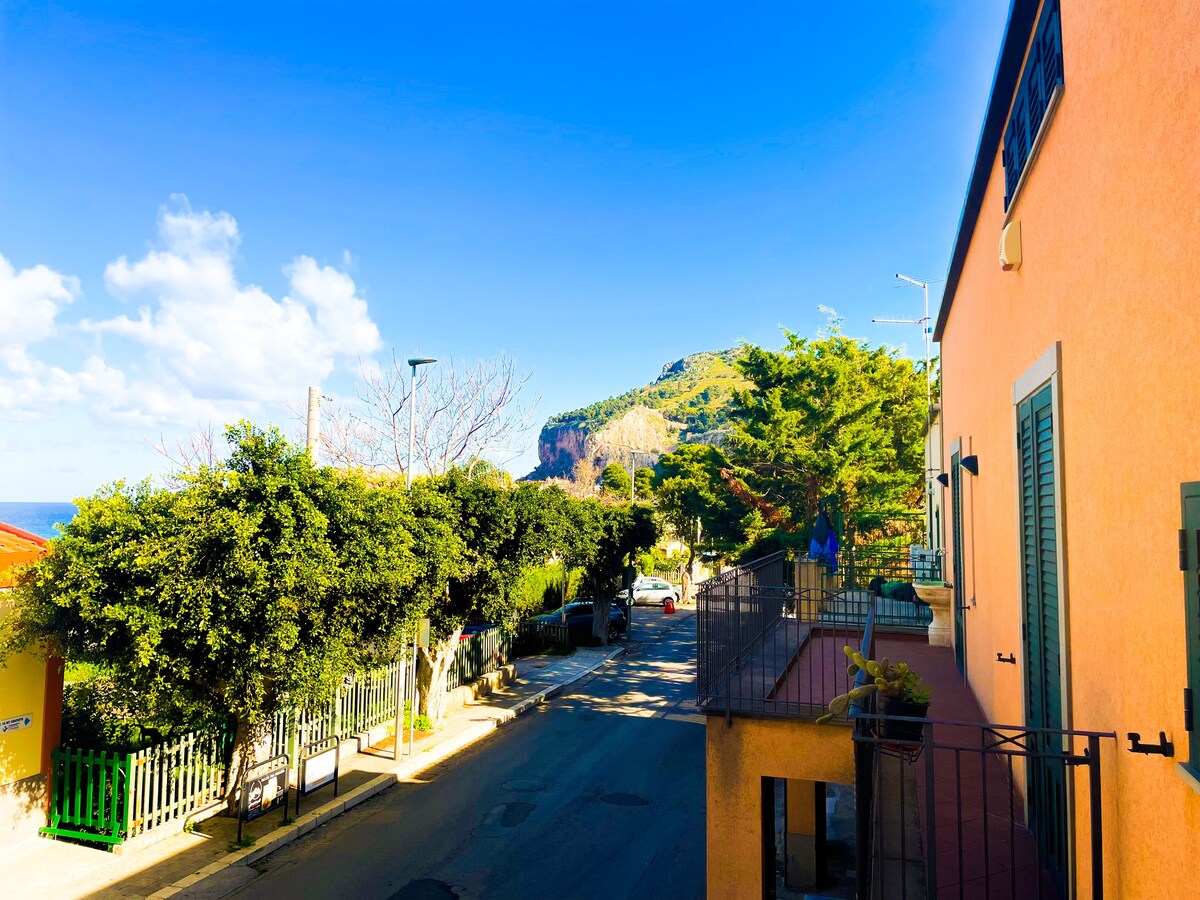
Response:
[524,348,746,480]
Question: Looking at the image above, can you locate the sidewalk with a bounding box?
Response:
[0,641,633,900]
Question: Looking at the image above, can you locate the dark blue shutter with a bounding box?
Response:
[1003,0,1065,207]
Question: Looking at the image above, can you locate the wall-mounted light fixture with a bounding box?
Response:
[935,473,950,487]
[960,455,979,477]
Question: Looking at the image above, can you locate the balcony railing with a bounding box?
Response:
[853,713,1116,900]
[696,550,939,719]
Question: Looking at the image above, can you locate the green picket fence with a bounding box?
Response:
[41,747,130,845]
[447,627,513,691]
[126,729,232,839]
[42,728,232,847]
[270,659,407,761]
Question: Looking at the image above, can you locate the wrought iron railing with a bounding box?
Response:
[801,547,942,632]
[697,552,874,719]
[853,713,1116,900]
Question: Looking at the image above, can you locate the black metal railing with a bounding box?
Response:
[697,552,875,720]
[853,713,1116,900]
[800,547,943,632]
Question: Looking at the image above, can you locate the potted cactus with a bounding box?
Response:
[816,646,932,740]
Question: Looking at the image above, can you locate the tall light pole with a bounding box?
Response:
[875,274,935,550]
[406,358,437,490]
[877,273,933,410]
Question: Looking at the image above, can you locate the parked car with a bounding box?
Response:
[459,623,497,641]
[536,601,627,640]
[617,577,680,607]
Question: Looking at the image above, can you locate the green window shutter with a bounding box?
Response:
[1019,385,1062,730]
[1181,484,1200,770]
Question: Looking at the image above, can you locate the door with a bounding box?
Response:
[1017,385,1068,894]
[950,450,967,676]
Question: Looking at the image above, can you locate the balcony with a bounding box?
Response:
[697,554,1117,899]
[696,550,938,720]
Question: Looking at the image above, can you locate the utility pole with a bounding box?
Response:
[306,386,321,463]
[405,358,437,490]
[876,274,937,546]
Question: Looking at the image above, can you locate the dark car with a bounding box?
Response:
[459,623,497,641]
[536,601,626,641]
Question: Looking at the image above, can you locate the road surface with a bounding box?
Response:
[222,610,705,900]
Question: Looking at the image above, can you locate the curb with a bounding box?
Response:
[149,644,625,899]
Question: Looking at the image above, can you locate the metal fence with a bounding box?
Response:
[447,626,513,691]
[798,547,940,632]
[697,552,877,720]
[516,618,570,654]
[271,659,407,761]
[853,714,1115,900]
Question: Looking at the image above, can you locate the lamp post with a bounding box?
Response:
[406,357,437,491]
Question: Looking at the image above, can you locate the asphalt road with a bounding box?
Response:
[223,611,705,900]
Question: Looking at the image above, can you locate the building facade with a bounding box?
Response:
[935,0,1200,895]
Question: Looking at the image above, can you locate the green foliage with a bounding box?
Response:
[633,467,655,500]
[652,443,755,561]
[600,462,632,498]
[730,327,926,542]
[3,422,432,747]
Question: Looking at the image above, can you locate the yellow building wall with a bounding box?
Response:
[705,715,854,899]
[0,649,48,786]
[939,1,1200,896]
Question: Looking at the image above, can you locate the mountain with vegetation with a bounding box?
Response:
[525,348,748,480]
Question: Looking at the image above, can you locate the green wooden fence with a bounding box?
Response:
[41,747,130,845]
[447,627,513,690]
[126,729,232,839]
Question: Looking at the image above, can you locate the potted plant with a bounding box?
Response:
[816,646,932,741]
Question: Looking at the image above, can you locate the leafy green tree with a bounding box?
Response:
[1,423,429,806]
[633,467,655,500]
[412,470,577,718]
[578,503,658,642]
[653,443,754,599]
[729,328,926,543]
[600,462,632,498]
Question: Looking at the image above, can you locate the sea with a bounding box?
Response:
[0,501,78,540]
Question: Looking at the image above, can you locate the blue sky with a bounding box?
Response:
[0,1,1010,500]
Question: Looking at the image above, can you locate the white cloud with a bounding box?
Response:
[0,197,383,428]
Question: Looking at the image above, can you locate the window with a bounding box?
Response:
[1002,0,1065,208]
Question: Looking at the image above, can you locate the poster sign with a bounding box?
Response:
[300,741,338,795]
[241,755,289,822]
[0,714,32,734]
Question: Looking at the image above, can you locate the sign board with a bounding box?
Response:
[0,714,32,734]
[241,755,288,822]
[300,742,338,795]
[418,618,431,648]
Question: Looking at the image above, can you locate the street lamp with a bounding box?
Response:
[406,357,437,490]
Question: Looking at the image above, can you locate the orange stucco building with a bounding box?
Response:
[935,0,1200,896]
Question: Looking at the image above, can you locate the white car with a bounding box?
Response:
[619,577,681,607]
